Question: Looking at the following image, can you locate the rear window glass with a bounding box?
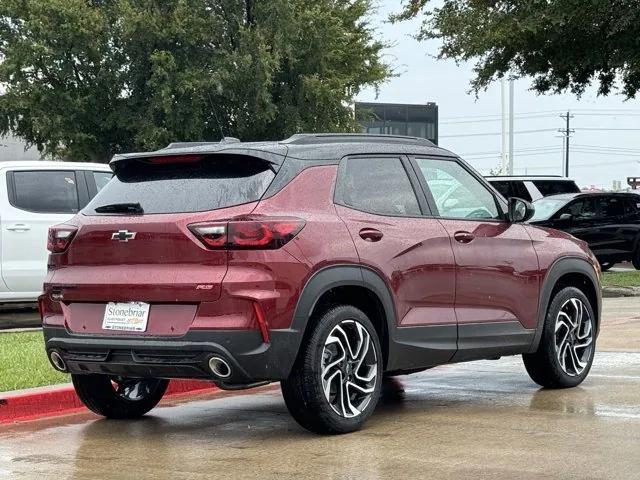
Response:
[532,180,580,196]
[512,181,532,201]
[11,170,79,214]
[85,157,275,214]
[489,180,532,201]
[490,181,511,199]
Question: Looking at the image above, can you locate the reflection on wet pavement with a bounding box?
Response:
[1,351,639,479]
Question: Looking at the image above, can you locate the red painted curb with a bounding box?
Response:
[0,380,218,424]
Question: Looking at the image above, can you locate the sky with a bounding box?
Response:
[356,1,640,189]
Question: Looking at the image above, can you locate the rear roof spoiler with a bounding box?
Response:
[109,141,288,172]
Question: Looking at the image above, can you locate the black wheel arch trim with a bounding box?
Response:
[288,264,399,373]
[529,256,601,353]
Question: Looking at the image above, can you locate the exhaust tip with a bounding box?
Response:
[50,351,67,372]
[208,356,231,378]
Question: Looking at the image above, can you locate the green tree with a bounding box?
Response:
[396,1,640,98]
[0,0,389,162]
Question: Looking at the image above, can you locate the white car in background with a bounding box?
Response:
[0,161,112,303]
[485,175,581,202]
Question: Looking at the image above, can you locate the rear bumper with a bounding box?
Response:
[43,327,302,387]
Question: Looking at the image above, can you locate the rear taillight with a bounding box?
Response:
[189,223,227,249]
[189,217,305,250]
[47,226,78,253]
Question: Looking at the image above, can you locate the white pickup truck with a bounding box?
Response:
[0,161,112,303]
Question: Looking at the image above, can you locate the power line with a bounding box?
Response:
[571,149,640,158]
[441,113,556,125]
[502,158,638,171]
[573,144,640,153]
[465,150,562,160]
[440,107,640,122]
[572,108,640,113]
[460,145,560,156]
[440,109,568,121]
[575,127,640,131]
[464,148,561,158]
[440,128,557,138]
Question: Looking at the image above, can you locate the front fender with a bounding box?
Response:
[528,256,601,353]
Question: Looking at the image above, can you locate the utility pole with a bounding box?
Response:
[508,80,514,175]
[501,80,508,174]
[559,111,574,177]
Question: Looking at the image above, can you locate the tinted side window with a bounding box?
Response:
[625,197,640,216]
[563,200,584,217]
[583,198,601,218]
[600,196,625,217]
[337,157,421,216]
[416,158,500,220]
[532,180,580,196]
[10,170,79,214]
[93,171,113,192]
[562,198,598,219]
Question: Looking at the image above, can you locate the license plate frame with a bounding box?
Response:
[102,302,150,332]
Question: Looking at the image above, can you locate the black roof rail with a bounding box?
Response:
[164,137,241,150]
[282,133,435,147]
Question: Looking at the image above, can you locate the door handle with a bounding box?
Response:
[6,224,31,232]
[359,228,383,242]
[454,231,475,244]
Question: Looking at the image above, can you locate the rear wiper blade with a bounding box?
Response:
[94,202,144,214]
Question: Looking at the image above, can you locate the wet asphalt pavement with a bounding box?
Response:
[1,297,639,479]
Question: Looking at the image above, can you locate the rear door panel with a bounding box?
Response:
[334,155,458,368]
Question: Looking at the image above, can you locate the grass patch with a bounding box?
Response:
[0,331,68,392]
[601,270,640,288]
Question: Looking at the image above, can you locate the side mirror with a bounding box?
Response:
[557,213,573,222]
[508,197,535,223]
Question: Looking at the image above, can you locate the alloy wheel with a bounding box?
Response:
[554,298,594,377]
[320,319,378,418]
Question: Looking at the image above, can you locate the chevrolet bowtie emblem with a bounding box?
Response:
[111,230,137,242]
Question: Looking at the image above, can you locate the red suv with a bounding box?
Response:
[41,134,601,434]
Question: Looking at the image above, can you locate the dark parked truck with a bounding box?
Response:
[530,192,640,271]
[41,134,601,434]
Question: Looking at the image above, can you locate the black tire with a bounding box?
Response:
[523,287,596,389]
[633,247,640,270]
[72,374,169,419]
[599,261,614,272]
[281,305,383,434]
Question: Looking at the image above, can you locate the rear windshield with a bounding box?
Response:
[532,180,580,196]
[489,180,532,201]
[85,157,275,214]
